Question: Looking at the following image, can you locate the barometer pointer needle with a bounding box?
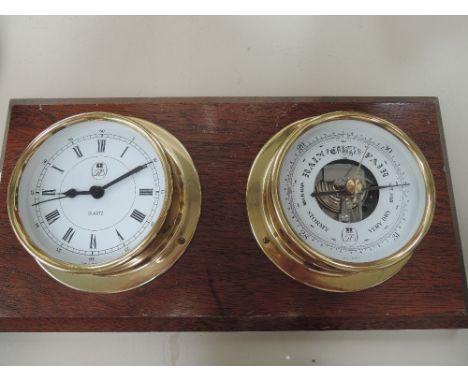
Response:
[311,183,410,197]
[31,161,153,206]
[343,139,371,179]
[353,140,371,179]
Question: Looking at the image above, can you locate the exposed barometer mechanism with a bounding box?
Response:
[247,111,435,292]
[7,112,201,293]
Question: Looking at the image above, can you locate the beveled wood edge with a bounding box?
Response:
[0,99,15,182]
[434,100,468,302]
[8,96,440,106]
[0,313,467,332]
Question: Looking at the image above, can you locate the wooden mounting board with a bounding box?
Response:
[0,97,467,331]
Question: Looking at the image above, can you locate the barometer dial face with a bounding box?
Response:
[277,119,428,264]
[15,118,169,267]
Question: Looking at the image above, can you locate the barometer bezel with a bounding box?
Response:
[247,111,436,291]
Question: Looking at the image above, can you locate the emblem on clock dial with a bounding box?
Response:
[7,112,201,293]
[247,111,435,292]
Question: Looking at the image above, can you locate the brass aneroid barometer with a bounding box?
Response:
[7,112,201,293]
[247,111,435,292]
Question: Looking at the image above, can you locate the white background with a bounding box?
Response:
[0,16,467,365]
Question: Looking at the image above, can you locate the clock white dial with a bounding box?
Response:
[17,119,168,266]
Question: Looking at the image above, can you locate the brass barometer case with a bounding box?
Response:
[247,111,436,292]
[7,112,201,293]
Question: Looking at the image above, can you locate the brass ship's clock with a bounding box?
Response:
[7,112,201,293]
[247,111,436,292]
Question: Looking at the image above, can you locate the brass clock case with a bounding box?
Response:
[7,112,201,293]
[246,111,436,292]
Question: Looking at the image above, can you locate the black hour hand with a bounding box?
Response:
[31,187,91,206]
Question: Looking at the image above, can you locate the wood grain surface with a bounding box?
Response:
[0,97,466,331]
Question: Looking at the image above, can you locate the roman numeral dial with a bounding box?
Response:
[19,120,170,272]
[73,146,83,158]
[62,227,75,243]
[130,209,146,223]
[45,209,60,225]
[51,165,64,173]
[139,188,153,196]
[97,139,106,153]
[120,146,129,158]
[115,229,124,241]
[90,234,97,249]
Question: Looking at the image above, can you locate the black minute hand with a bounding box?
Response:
[102,161,153,190]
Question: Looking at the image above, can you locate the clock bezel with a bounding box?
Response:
[7,112,173,274]
[30,117,202,293]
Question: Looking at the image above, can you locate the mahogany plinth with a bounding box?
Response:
[0,97,466,331]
